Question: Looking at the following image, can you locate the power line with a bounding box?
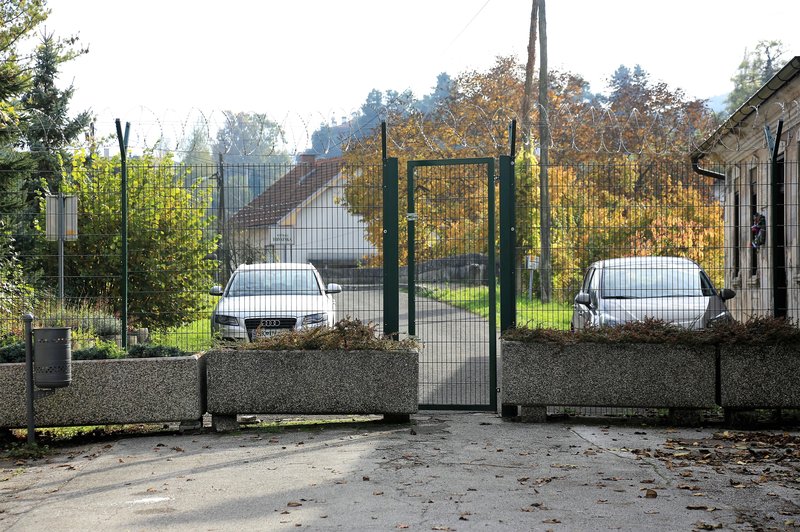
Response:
[444,0,491,53]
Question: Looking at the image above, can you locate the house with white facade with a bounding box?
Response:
[692,56,800,322]
[227,154,377,267]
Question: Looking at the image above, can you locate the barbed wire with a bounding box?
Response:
[10,96,800,161]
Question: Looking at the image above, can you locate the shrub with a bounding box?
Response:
[0,341,25,363]
[236,318,418,351]
[125,344,188,358]
[502,316,800,347]
[72,341,125,360]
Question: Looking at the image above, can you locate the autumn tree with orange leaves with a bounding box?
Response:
[341,57,721,301]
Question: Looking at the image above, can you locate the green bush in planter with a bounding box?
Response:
[72,340,126,360]
[503,316,800,346]
[0,340,190,363]
[0,340,25,363]
[233,318,418,351]
[125,344,188,358]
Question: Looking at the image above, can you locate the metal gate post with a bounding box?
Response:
[487,158,497,412]
[383,157,400,339]
[407,161,417,337]
[499,155,516,332]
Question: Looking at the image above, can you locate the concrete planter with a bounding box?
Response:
[501,340,717,419]
[0,355,206,429]
[206,349,418,428]
[720,344,800,409]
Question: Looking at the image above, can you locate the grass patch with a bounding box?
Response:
[0,424,178,457]
[248,416,383,433]
[418,284,572,330]
[150,315,213,352]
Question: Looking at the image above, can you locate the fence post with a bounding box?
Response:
[382,157,399,339]
[115,120,130,348]
[499,155,516,332]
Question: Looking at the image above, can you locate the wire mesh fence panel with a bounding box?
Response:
[409,160,495,409]
[3,148,798,415]
[0,157,385,355]
[514,160,727,330]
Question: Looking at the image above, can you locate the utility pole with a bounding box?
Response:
[520,0,538,294]
[538,0,552,303]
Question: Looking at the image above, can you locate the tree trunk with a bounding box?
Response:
[520,0,538,149]
[538,0,552,303]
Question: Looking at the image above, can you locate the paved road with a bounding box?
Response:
[3,413,798,531]
[335,287,494,407]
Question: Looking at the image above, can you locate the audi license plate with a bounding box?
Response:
[250,329,280,341]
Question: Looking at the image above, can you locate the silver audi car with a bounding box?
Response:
[210,262,342,341]
[571,256,735,330]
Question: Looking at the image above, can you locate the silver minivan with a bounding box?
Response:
[571,256,735,330]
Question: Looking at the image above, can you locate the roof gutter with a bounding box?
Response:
[690,56,800,182]
[690,155,725,181]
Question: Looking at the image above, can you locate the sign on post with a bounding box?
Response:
[46,195,78,241]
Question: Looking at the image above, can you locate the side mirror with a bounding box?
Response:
[326,283,343,294]
[209,285,224,296]
[574,292,591,306]
[719,288,736,301]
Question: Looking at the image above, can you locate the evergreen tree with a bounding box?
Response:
[0,0,48,328]
[725,40,786,115]
[21,31,92,194]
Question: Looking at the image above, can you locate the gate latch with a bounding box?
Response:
[406,212,418,221]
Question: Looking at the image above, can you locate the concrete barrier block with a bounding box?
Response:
[720,344,800,408]
[206,349,418,416]
[501,341,716,409]
[0,355,206,429]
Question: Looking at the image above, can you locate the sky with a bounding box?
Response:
[42,0,800,154]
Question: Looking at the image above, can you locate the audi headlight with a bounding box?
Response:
[302,313,328,326]
[214,314,239,326]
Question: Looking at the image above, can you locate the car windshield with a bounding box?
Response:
[601,265,712,299]
[227,268,321,297]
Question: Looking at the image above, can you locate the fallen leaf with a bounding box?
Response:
[644,489,657,498]
[287,501,302,507]
[543,518,561,524]
[373,491,384,496]
[693,522,723,530]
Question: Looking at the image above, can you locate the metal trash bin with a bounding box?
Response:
[33,327,72,388]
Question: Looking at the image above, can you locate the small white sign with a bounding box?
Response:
[45,195,78,241]
[526,255,540,270]
[271,232,293,245]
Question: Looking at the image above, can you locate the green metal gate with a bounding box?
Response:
[407,158,497,410]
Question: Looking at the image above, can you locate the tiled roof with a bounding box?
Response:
[228,157,345,228]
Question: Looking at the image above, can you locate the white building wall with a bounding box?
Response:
[275,185,376,265]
